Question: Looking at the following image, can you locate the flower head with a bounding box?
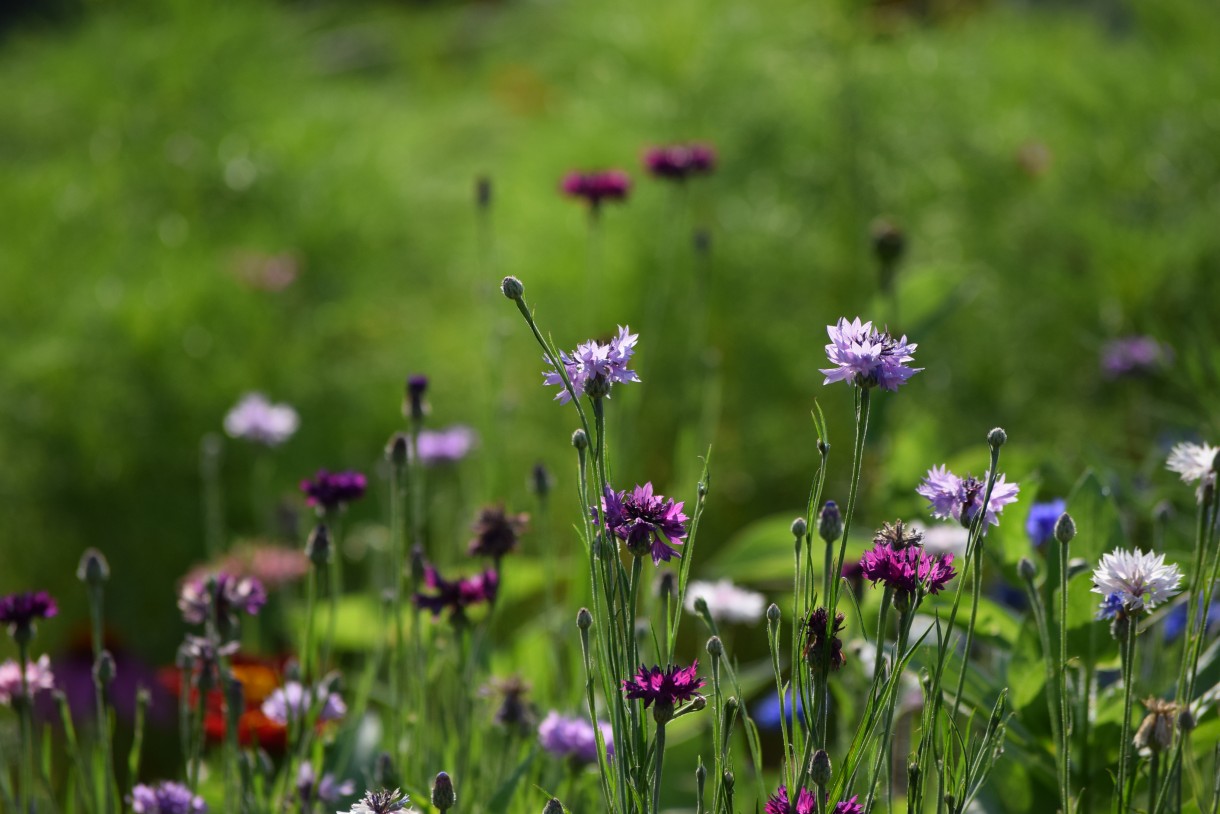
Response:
[1101,336,1172,379]
[297,762,356,806]
[186,543,310,590]
[414,426,477,466]
[413,563,498,621]
[621,662,705,709]
[820,317,921,391]
[643,143,716,180]
[834,797,863,814]
[543,325,640,404]
[1134,698,1179,754]
[484,674,534,732]
[343,788,409,814]
[1091,549,1182,616]
[178,573,266,629]
[538,711,614,763]
[0,654,55,705]
[916,466,1020,527]
[261,681,346,726]
[764,786,816,814]
[1167,441,1218,502]
[860,545,956,597]
[223,393,299,446]
[1026,499,1067,547]
[468,505,529,561]
[561,170,631,208]
[597,483,687,565]
[129,781,207,814]
[0,591,57,640]
[300,470,367,512]
[802,608,846,671]
[683,579,765,624]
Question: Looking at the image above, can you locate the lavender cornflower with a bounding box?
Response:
[538,711,614,763]
[1167,441,1219,502]
[129,781,207,814]
[261,681,347,725]
[414,425,477,466]
[860,545,956,597]
[643,143,716,181]
[300,469,367,511]
[683,579,765,624]
[543,325,640,403]
[819,317,922,391]
[468,505,529,561]
[223,393,299,446]
[0,591,57,641]
[413,563,499,620]
[0,654,55,705]
[598,483,688,564]
[342,788,409,814]
[802,608,846,670]
[622,662,705,712]
[1101,336,1171,379]
[1091,549,1182,616]
[560,170,631,209]
[917,465,1020,527]
[1025,499,1067,547]
[297,762,356,806]
[178,573,266,630]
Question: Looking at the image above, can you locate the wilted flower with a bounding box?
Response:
[820,317,922,391]
[1091,549,1182,617]
[343,788,410,814]
[0,591,57,640]
[261,681,346,725]
[599,483,688,565]
[1134,698,1179,754]
[1101,336,1172,379]
[129,781,207,814]
[683,580,765,624]
[1026,499,1067,547]
[860,545,956,597]
[297,762,356,806]
[560,170,631,209]
[622,662,705,709]
[0,654,55,705]
[643,143,716,180]
[1167,441,1218,502]
[802,608,846,671]
[223,393,299,446]
[543,326,640,404]
[178,573,266,629]
[917,466,1020,527]
[538,711,613,763]
[300,470,367,511]
[468,505,529,561]
[414,426,477,466]
[874,520,923,549]
[413,563,498,620]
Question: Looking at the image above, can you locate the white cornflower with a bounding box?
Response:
[342,789,409,814]
[1091,548,1182,616]
[684,579,766,624]
[1167,441,1219,502]
[224,392,299,446]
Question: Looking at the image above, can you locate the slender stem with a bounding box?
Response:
[873,588,893,683]
[1058,533,1072,813]
[390,460,407,770]
[652,722,667,814]
[1022,573,1064,810]
[1117,619,1138,813]
[16,641,32,814]
[768,611,794,791]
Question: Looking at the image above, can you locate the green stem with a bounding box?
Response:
[1058,533,1072,814]
[1117,618,1138,813]
[652,722,667,814]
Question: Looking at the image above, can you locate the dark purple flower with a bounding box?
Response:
[1101,336,1172,379]
[297,762,356,806]
[860,544,956,596]
[803,608,846,671]
[917,466,1020,528]
[598,483,688,565]
[543,325,640,403]
[764,785,816,814]
[413,563,498,620]
[468,505,529,560]
[834,796,863,814]
[538,711,613,763]
[643,143,716,181]
[0,591,58,638]
[621,661,704,708]
[178,573,267,628]
[560,170,631,208]
[129,781,207,814]
[1026,499,1067,547]
[820,317,922,392]
[300,470,367,511]
[413,426,477,466]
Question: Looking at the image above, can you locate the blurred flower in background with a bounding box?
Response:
[683,579,765,624]
[1100,336,1172,379]
[223,393,299,446]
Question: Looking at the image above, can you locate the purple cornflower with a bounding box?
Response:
[643,143,716,180]
[917,465,1020,528]
[0,654,55,706]
[543,325,640,403]
[598,483,688,564]
[1101,336,1172,379]
[538,711,614,763]
[764,785,816,814]
[1026,499,1067,546]
[413,563,499,620]
[0,591,57,640]
[622,662,705,709]
[820,317,922,391]
[414,425,477,466]
[560,170,631,209]
[223,393,299,446]
[261,681,347,725]
[297,762,356,806]
[300,469,367,511]
[468,505,529,561]
[129,781,207,814]
[178,573,266,628]
[802,608,846,671]
[860,544,956,597]
[834,797,863,814]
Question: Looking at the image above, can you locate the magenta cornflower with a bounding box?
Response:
[834,797,863,814]
[820,317,922,391]
[543,325,640,403]
[643,143,716,180]
[860,544,956,596]
[560,170,631,209]
[598,483,688,564]
[300,469,367,511]
[177,572,266,628]
[917,465,1020,527]
[538,711,614,763]
[764,785,816,814]
[129,781,207,814]
[0,591,58,639]
[622,661,705,709]
[413,563,499,620]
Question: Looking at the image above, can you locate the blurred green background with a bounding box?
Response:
[2,0,1219,665]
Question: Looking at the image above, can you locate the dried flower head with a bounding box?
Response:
[468,505,529,561]
[874,520,923,549]
[1134,698,1179,754]
[803,608,846,671]
[820,317,921,391]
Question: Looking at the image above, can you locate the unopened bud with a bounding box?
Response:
[431,771,456,811]
[722,771,735,792]
[306,524,331,566]
[386,433,410,466]
[697,481,708,497]
[571,429,588,451]
[542,799,564,814]
[791,517,808,539]
[818,501,842,544]
[766,603,781,624]
[1179,708,1196,732]
[406,375,429,422]
[531,463,552,499]
[93,650,116,688]
[871,218,906,267]
[1054,512,1076,546]
[373,751,396,788]
[1018,557,1037,582]
[943,794,957,813]
[907,762,921,786]
[688,696,707,713]
[987,427,1007,449]
[475,176,492,210]
[657,572,677,601]
[810,749,832,786]
[576,607,593,630]
[706,636,724,658]
[500,276,524,300]
[77,548,110,586]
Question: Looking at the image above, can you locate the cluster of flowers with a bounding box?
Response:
[560,141,717,208]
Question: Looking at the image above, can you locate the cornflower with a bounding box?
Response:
[543,325,640,403]
[820,317,921,391]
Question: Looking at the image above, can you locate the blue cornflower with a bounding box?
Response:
[1026,499,1067,546]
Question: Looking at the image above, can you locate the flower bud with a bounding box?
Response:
[810,749,832,787]
[818,501,842,544]
[943,794,957,813]
[706,636,724,658]
[386,433,410,467]
[406,374,429,422]
[500,276,524,300]
[1018,557,1037,582]
[1054,512,1076,546]
[93,650,116,688]
[987,427,1007,449]
[77,548,110,586]
[571,429,588,451]
[306,524,331,567]
[693,229,711,256]
[576,607,593,630]
[722,771,735,792]
[766,603,781,624]
[531,463,552,499]
[373,751,396,788]
[688,695,707,712]
[431,771,456,811]
[1179,708,1196,732]
[542,799,564,814]
[870,218,906,267]
[791,517,808,539]
[475,176,492,210]
[697,481,708,498]
[656,572,677,601]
